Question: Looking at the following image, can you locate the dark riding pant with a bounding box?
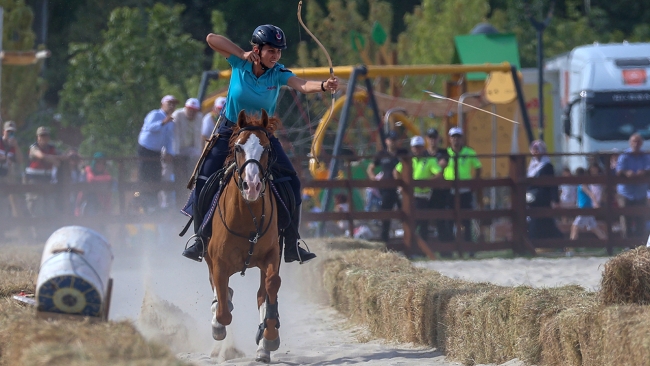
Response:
[194,122,301,238]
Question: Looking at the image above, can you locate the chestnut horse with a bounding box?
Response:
[205,110,281,363]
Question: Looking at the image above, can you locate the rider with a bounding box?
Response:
[182,24,338,263]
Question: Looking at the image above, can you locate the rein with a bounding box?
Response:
[216,125,277,276]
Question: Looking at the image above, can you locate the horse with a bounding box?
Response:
[205,109,281,363]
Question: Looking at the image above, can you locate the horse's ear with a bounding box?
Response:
[261,109,269,129]
[237,110,247,128]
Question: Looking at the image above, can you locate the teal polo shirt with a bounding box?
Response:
[223,55,296,122]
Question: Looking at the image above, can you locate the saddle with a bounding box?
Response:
[180,165,295,239]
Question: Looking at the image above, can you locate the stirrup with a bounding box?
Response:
[285,239,315,264]
[182,234,205,262]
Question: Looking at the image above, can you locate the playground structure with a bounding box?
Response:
[196,63,535,217]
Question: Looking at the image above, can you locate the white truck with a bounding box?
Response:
[545,42,650,170]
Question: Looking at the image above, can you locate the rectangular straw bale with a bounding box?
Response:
[599,305,650,366]
[445,287,516,365]
[509,285,595,364]
[600,246,650,305]
[540,303,602,366]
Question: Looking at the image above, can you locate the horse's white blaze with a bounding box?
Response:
[237,133,265,200]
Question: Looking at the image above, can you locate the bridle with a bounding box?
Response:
[232,126,275,197]
[217,125,277,276]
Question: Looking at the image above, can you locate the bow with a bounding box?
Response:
[297,0,335,163]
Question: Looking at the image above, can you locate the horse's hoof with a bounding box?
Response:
[255,348,271,363]
[212,323,226,341]
[262,336,280,352]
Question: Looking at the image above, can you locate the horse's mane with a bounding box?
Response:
[225,115,283,166]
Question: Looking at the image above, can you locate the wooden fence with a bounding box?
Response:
[1,153,648,260]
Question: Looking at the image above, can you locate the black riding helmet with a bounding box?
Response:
[251,24,287,50]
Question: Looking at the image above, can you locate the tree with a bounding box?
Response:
[399,0,490,66]
[1,0,44,126]
[58,4,203,156]
[297,0,395,67]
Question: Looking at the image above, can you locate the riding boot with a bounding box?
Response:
[182,215,207,262]
[182,178,207,262]
[283,204,316,263]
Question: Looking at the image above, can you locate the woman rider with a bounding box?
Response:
[182,24,338,263]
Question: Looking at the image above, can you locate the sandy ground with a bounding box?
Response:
[105,224,608,365]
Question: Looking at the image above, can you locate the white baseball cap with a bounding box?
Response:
[214,96,226,108]
[161,95,178,104]
[410,136,425,147]
[185,98,200,110]
[449,127,463,136]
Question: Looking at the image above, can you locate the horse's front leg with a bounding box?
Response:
[255,248,281,355]
[211,261,234,341]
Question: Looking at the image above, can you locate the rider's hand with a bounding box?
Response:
[324,77,338,91]
[242,51,260,65]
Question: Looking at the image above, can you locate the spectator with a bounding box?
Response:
[444,127,482,243]
[25,126,67,217]
[75,152,112,216]
[559,166,577,224]
[394,135,443,242]
[570,167,607,241]
[526,140,563,239]
[425,127,452,245]
[137,95,177,211]
[201,96,226,141]
[616,133,650,239]
[366,130,408,241]
[0,121,24,218]
[334,193,350,234]
[172,98,204,165]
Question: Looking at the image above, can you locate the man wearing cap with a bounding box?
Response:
[393,135,444,243]
[1,121,24,218]
[25,126,65,217]
[445,127,482,244]
[425,127,452,244]
[201,96,226,141]
[170,98,204,179]
[137,95,178,210]
[366,130,408,241]
[1,121,23,180]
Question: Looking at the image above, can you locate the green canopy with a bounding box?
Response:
[453,33,521,81]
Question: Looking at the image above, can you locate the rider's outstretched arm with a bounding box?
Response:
[206,33,259,64]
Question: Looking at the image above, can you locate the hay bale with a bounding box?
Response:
[445,287,515,365]
[444,285,595,365]
[509,285,595,364]
[599,305,650,366]
[0,244,40,298]
[600,246,650,305]
[540,303,602,366]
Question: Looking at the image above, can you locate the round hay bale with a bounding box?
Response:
[600,247,650,305]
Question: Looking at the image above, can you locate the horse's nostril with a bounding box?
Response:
[256,183,262,191]
[242,181,249,190]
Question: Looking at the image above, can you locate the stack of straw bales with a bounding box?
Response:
[0,244,182,366]
[317,245,650,366]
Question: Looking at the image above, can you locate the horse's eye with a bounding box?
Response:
[235,145,243,153]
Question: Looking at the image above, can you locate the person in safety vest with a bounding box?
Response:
[444,127,482,245]
[393,136,444,242]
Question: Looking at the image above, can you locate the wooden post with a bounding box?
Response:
[117,159,125,215]
[509,155,527,254]
[604,156,615,256]
[453,154,463,256]
[345,158,355,236]
[400,158,416,253]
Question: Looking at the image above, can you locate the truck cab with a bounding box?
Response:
[547,42,650,170]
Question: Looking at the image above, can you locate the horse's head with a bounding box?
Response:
[230,110,276,202]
